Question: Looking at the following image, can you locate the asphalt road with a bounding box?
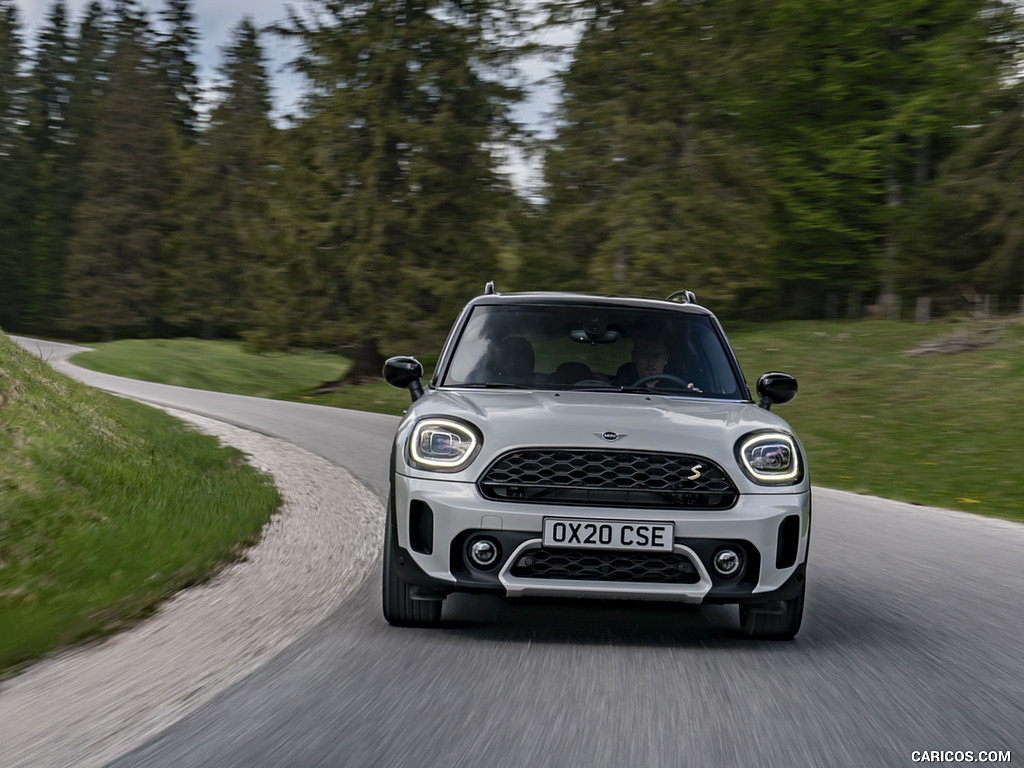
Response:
[15,338,1024,768]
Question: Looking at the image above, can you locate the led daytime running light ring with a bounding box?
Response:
[410,418,480,470]
[740,433,800,483]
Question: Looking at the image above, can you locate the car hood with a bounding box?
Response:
[398,388,801,485]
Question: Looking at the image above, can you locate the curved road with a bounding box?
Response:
[14,338,1024,767]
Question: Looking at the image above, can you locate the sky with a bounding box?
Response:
[18,0,305,113]
[14,0,569,190]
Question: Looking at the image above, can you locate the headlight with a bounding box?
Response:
[409,418,481,471]
[736,432,802,484]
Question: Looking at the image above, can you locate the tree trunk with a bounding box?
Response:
[311,338,386,393]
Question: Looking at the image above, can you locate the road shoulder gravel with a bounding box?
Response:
[0,409,382,768]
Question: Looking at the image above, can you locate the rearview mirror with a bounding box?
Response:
[756,372,797,410]
[570,329,620,344]
[383,356,424,401]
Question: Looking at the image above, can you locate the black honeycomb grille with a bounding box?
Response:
[509,548,701,584]
[479,449,737,509]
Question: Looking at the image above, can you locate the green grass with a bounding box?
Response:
[71,337,425,415]
[0,333,281,676]
[71,337,350,399]
[727,318,1023,523]
[68,322,1024,524]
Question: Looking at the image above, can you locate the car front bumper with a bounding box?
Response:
[392,473,810,605]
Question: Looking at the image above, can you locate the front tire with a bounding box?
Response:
[382,497,443,627]
[738,579,805,640]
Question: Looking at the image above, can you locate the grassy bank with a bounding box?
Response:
[68,321,1024,524]
[70,337,350,399]
[0,333,281,676]
[72,337,421,414]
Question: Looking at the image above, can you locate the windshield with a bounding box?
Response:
[440,304,745,399]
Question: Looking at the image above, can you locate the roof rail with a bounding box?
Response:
[666,290,697,304]
[484,281,496,295]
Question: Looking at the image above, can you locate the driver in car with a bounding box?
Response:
[633,334,670,380]
[614,327,702,392]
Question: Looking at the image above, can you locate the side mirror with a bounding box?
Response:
[383,356,425,401]
[756,372,797,410]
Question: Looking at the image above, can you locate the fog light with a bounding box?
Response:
[713,548,742,577]
[468,537,500,569]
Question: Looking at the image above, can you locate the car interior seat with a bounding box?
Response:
[494,336,535,384]
[551,361,592,385]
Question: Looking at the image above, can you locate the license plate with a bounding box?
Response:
[542,518,674,552]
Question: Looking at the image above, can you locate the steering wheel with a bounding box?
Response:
[633,373,694,390]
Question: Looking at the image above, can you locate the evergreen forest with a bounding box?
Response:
[2,0,1024,369]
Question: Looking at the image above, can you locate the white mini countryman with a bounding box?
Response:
[382,286,810,639]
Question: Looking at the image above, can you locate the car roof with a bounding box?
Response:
[464,291,716,317]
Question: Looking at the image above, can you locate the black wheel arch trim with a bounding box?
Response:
[387,484,456,593]
[703,562,806,605]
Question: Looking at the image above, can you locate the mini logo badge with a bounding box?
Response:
[595,431,627,442]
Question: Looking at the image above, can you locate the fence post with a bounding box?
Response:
[915,296,931,324]
[984,295,996,318]
[885,293,902,321]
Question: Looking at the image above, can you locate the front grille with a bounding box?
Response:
[509,548,701,584]
[479,449,737,509]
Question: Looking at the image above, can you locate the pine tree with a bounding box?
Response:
[535,0,773,312]
[164,16,275,337]
[745,0,1020,315]
[157,0,199,141]
[64,0,175,339]
[275,0,526,376]
[65,0,110,163]
[897,83,1024,307]
[23,0,77,332]
[0,0,34,332]
[537,0,1022,318]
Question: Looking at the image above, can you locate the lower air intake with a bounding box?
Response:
[510,548,700,584]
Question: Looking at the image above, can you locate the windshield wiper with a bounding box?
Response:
[559,385,621,392]
[618,386,701,395]
[458,382,531,389]
[556,383,699,395]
